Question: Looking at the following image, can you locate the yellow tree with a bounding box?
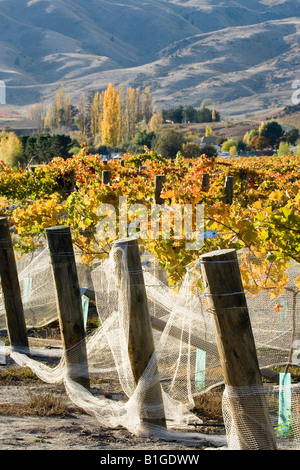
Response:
[259,121,265,135]
[45,85,72,131]
[64,94,73,130]
[205,125,213,136]
[243,131,249,144]
[90,91,104,140]
[125,87,137,142]
[102,83,120,147]
[44,104,55,131]
[149,110,163,134]
[212,105,216,122]
[135,86,142,122]
[54,85,66,128]
[118,85,126,146]
[76,92,87,140]
[142,87,152,124]
[0,131,24,167]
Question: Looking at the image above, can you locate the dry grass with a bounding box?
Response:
[0,391,71,417]
[0,366,40,385]
[27,391,71,416]
[193,389,223,423]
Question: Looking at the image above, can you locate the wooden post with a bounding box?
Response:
[155,175,166,205]
[102,170,111,185]
[66,169,75,195]
[199,249,277,450]
[202,173,210,192]
[112,237,166,428]
[224,176,234,204]
[0,218,29,351]
[241,172,249,183]
[45,226,90,389]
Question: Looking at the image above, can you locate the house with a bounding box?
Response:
[195,136,219,148]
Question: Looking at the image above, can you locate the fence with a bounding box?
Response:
[0,214,293,449]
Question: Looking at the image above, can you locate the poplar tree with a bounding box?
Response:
[90,91,104,139]
[76,92,87,140]
[142,87,152,124]
[125,87,137,142]
[149,111,163,134]
[102,83,120,146]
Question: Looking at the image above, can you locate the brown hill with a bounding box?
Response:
[0,0,299,116]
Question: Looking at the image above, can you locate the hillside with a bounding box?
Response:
[0,0,299,116]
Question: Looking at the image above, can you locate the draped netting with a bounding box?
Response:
[0,242,300,450]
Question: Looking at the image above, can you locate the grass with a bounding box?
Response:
[27,391,71,416]
[192,388,224,423]
[0,365,74,417]
[0,391,72,417]
[0,366,40,385]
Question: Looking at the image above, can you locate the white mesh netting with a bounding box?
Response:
[0,239,299,450]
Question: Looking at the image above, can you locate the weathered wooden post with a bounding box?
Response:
[224,176,234,204]
[202,173,210,192]
[66,169,75,195]
[241,172,249,183]
[102,170,111,185]
[155,175,166,205]
[45,226,90,389]
[0,218,29,351]
[199,249,277,450]
[112,237,166,428]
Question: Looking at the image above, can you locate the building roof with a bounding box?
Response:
[195,135,219,146]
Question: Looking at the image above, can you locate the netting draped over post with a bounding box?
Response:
[0,238,299,449]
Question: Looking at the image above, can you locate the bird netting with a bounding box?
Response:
[0,238,300,450]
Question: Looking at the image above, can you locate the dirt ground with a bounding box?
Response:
[0,354,227,454]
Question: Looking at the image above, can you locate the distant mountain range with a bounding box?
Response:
[0,0,300,116]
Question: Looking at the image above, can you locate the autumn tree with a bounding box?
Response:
[277,141,290,157]
[149,110,164,134]
[0,131,24,167]
[44,104,55,132]
[205,125,213,136]
[212,106,216,122]
[44,85,73,132]
[182,142,203,159]
[222,139,238,152]
[89,84,154,147]
[125,87,138,142]
[27,103,45,133]
[76,92,87,140]
[248,135,270,150]
[90,91,104,141]
[244,129,259,145]
[102,83,120,147]
[141,87,152,124]
[118,86,126,146]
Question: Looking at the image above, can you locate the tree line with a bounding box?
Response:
[28,83,159,149]
[0,131,79,167]
[162,105,220,124]
[27,83,220,149]
[220,120,300,156]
